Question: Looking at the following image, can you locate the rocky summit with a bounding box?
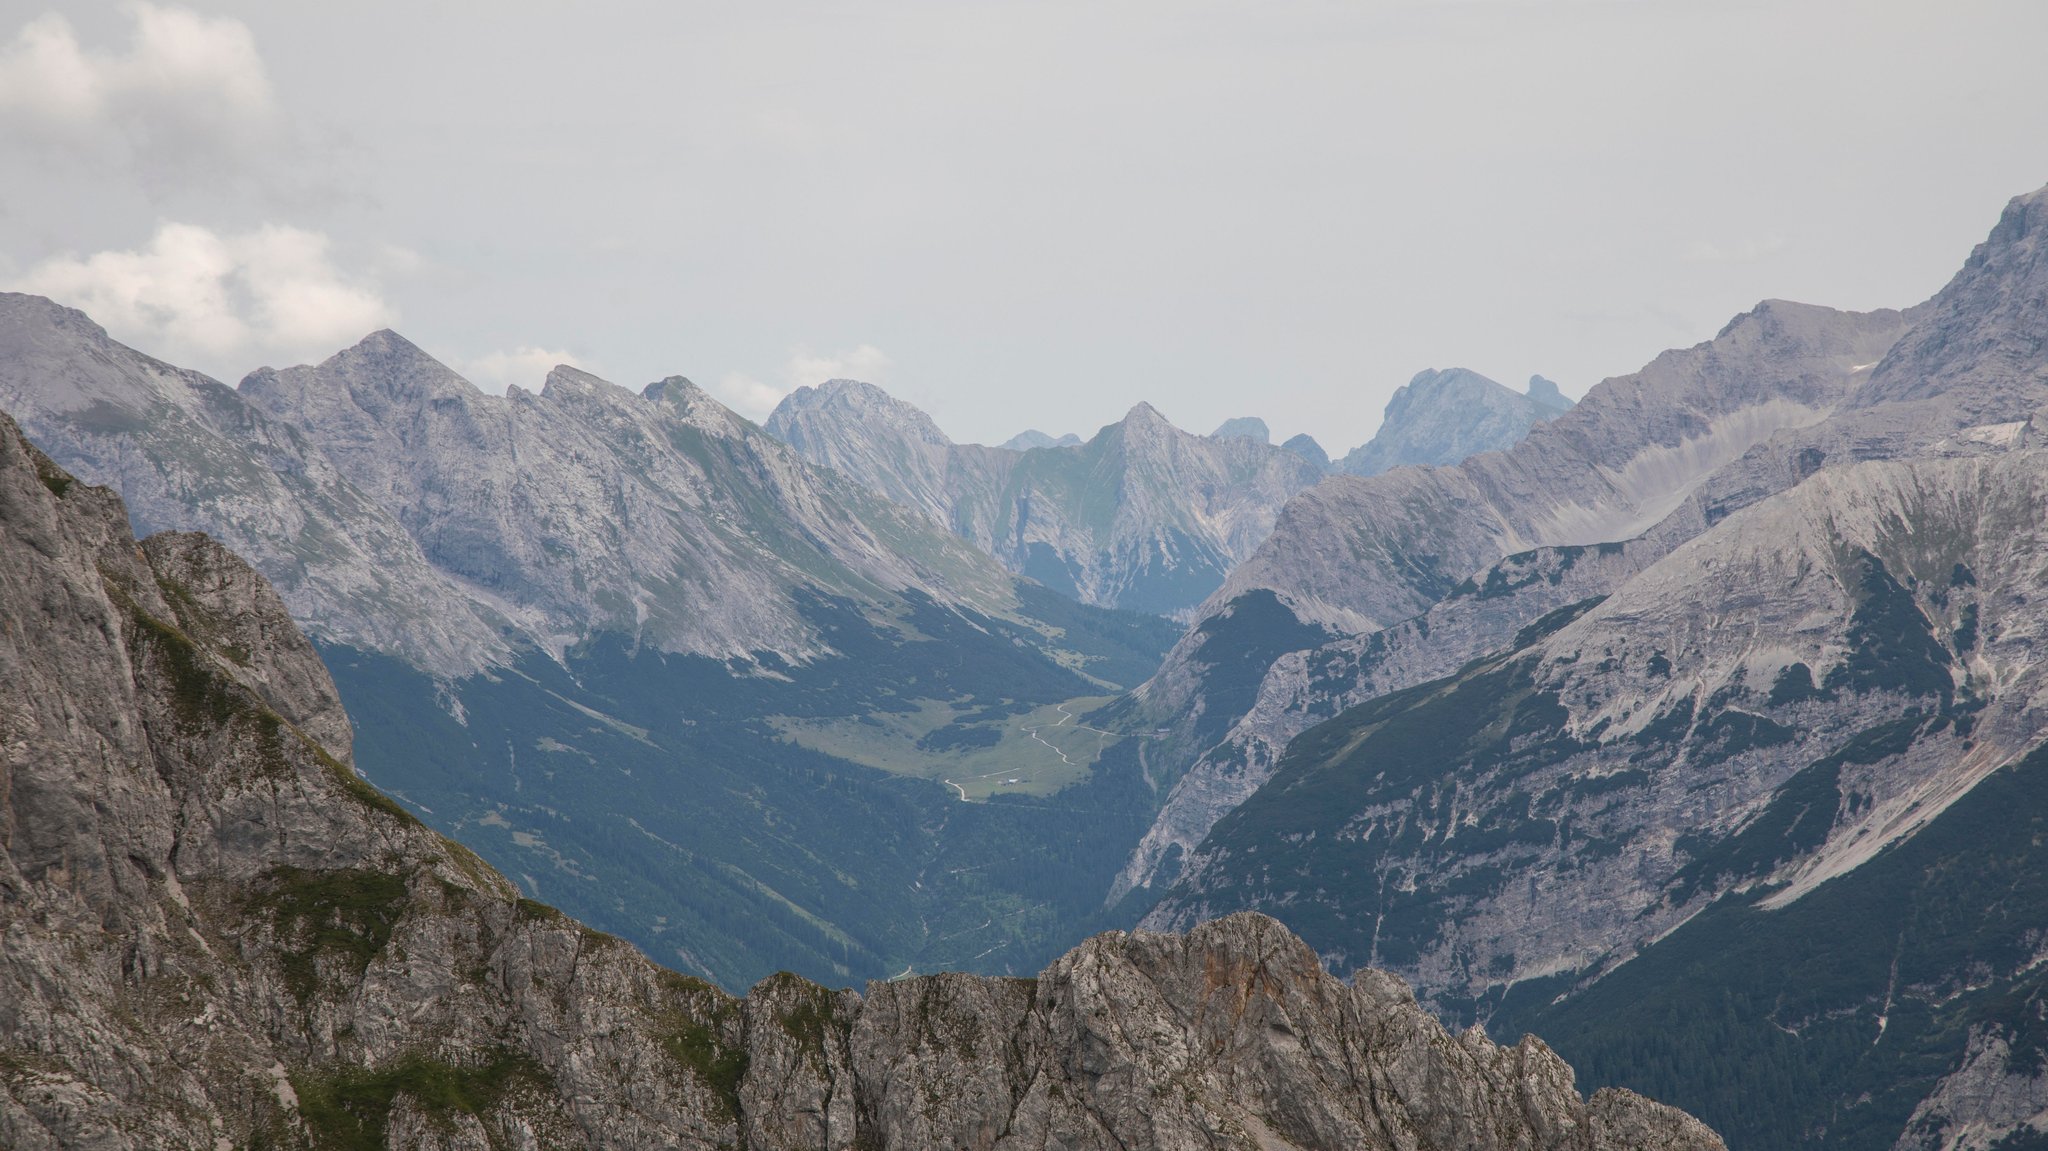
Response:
[0,411,1721,1149]
[1336,367,1572,477]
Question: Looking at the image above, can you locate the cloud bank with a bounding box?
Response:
[0,4,278,188]
[9,221,396,377]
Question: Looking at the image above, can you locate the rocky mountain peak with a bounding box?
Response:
[1211,416,1271,443]
[999,428,1083,450]
[1115,400,1178,441]
[328,327,476,399]
[538,362,621,398]
[1337,366,1567,477]
[0,292,206,417]
[770,377,952,450]
[1526,374,1572,412]
[1853,182,2048,414]
[1281,431,1331,469]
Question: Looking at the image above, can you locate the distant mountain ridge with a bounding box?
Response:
[767,383,1327,618]
[1000,428,1082,450]
[1336,367,1572,476]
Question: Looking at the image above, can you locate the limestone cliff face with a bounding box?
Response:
[0,409,1720,1149]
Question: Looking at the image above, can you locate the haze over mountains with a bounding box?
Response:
[6,173,2048,1150]
[763,369,1567,619]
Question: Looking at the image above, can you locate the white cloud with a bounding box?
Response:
[463,347,587,395]
[0,3,278,183]
[713,344,894,418]
[9,220,396,375]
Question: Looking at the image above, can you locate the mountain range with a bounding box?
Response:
[1115,183,2048,1148]
[763,370,1567,621]
[765,381,1327,618]
[0,417,1724,1149]
[6,161,2048,1150]
[0,300,1188,992]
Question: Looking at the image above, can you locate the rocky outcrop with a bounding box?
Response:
[1336,367,1573,477]
[768,382,1328,617]
[0,414,1720,1149]
[1895,1028,2048,1151]
[1527,376,1573,413]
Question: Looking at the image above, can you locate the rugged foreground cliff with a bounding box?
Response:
[0,412,1718,1148]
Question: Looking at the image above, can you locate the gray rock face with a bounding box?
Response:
[242,340,1019,665]
[1336,367,1571,477]
[1111,538,1658,904]
[0,420,1722,1149]
[1894,1028,2048,1151]
[1210,416,1270,443]
[767,383,1328,618]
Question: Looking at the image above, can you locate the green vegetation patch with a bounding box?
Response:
[292,1048,550,1151]
[241,866,411,1001]
[659,1014,749,1120]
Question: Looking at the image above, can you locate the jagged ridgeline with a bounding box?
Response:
[1134,185,2048,1150]
[0,300,1183,991]
[0,416,1723,1148]
[761,371,1570,622]
[764,381,1329,619]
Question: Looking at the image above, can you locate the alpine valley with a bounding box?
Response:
[0,411,1726,1148]
[5,167,2048,1151]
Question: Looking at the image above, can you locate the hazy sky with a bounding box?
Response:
[2,2,2044,453]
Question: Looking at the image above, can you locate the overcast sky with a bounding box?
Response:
[2,2,2044,453]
